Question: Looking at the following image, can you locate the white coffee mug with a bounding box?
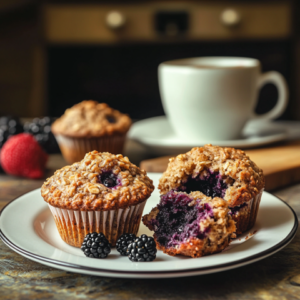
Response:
[158,57,288,141]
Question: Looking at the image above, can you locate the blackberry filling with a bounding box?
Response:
[106,115,116,123]
[229,202,248,215]
[98,171,119,188]
[178,171,227,198]
[150,191,213,249]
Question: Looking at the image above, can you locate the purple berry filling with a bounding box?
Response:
[98,171,121,189]
[178,170,228,198]
[106,116,116,123]
[150,191,214,249]
[229,202,248,215]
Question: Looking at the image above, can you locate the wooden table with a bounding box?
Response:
[1,153,300,300]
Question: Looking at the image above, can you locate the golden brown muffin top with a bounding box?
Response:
[41,151,154,210]
[158,144,265,206]
[51,100,132,138]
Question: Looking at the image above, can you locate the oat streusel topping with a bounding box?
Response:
[41,151,154,210]
[51,100,132,138]
[158,144,265,206]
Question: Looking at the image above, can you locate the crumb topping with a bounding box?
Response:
[158,144,265,206]
[51,100,132,138]
[41,151,154,210]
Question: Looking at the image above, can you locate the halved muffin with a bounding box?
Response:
[143,190,236,258]
[143,145,264,257]
[158,145,265,235]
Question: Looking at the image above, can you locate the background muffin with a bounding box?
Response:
[158,144,265,235]
[51,100,131,164]
[41,151,154,247]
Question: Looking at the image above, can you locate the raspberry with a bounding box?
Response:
[0,133,48,179]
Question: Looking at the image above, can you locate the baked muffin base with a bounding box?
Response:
[230,189,263,235]
[155,236,232,258]
[48,200,146,247]
[55,134,126,164]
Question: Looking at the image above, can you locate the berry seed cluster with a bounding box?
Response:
[116,233,136,256]
[0,116,23,148]
[23,117,60,153]
[81,232,157,262]
[81,232,111,258]
[127,234,157,262]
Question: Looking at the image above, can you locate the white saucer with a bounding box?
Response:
[128,116,289,155]
[0,173,297,278]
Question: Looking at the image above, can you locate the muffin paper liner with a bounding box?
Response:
[48,201,146,248]
[230,189,263,235]
[54,134,126,164]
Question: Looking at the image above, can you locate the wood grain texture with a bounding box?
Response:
[140,141,300,191]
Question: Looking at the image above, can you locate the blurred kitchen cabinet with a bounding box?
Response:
[40,1,294,120]
[2,1,298,119]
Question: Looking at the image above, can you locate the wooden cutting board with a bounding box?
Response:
[140,141,300,191]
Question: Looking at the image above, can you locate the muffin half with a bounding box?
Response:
[158,144,265,235]
[41,151,154,247]
[143,191,236,258]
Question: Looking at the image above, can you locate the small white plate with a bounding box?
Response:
[0,173,297,278]
[128,116,289,155]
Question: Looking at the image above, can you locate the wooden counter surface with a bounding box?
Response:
[0,154,300,300]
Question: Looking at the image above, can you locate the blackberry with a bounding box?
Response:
[81,232,111,258]
[23,116,60,154]
[0,116,23,149]
[116,233,136,256]
[98,171,118,188]
[127,234,157,262]
[106,115,116,123]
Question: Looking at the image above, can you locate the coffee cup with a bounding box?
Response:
[158,57,288,141]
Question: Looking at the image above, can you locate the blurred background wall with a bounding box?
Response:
[0,0,299,120]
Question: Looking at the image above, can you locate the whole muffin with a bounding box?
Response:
[158,144,265,235]
[51,100,131,164]
[41,151,154,247]
[143,191,236,258]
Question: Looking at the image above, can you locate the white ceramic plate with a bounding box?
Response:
[0,173,297,278]
[128,116,289,155]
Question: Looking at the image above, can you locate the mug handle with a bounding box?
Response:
[251,71,289,120]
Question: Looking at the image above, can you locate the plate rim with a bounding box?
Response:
[0,188,298,277]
